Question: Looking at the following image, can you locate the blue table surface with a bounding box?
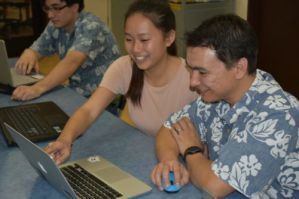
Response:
[0,86,211,199]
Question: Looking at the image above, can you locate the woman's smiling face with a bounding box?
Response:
[124,13,173,71]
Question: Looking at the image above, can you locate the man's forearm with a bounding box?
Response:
[34,51,86,94]
[156,127,180,162]
[186,153,235,198]
[24,48,42,59]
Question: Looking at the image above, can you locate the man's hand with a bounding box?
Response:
[15,49,40,75]
[44,139,72,165]
[151,159,189,191]
[11,85,43,101]
[170,117,204,155]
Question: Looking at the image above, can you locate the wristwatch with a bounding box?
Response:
[183,146,204,162]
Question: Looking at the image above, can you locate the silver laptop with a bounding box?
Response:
[0,40,43,87]
[5,123,152,199]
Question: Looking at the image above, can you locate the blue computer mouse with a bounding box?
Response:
[163,171,181,193]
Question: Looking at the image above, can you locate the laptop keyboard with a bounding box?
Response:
[2,106,50,137]
[61,164,123,199]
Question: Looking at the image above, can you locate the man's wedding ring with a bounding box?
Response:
[175,128,183,134]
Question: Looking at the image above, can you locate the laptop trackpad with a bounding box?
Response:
[95,167,130,183]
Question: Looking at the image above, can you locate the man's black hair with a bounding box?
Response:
[40,0,84,12]
[186,14,258,74]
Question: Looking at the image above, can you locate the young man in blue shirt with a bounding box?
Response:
[12,0,119,100]
[152,14,299,199]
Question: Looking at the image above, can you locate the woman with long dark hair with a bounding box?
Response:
[45,0,197,165]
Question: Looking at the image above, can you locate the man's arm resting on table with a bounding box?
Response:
[185,149,235,198]
[153,126,189,190]
[23,48,42,59]
[156,126,180,162]
[15,48,43,74]
[33,50,87,95]
[156,126,235,198]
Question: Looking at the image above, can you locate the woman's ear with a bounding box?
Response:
[165,30,176,47]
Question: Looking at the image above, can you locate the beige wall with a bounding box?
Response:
[84,0,110,26]
[84,0,248,55]
[235,0,248,19]
[84,0,248,25]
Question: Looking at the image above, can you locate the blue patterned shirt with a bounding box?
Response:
[165,69,299,198]
[30,11,120,97]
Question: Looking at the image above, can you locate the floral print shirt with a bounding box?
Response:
[165,69,299,198]
[30,11,120,97]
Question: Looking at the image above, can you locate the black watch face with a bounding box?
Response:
[183,146,204,162]
[189,146,202,153]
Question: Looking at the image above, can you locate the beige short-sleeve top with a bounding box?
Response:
[100,55,197,136]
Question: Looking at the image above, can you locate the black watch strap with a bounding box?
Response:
[183,146,204,162]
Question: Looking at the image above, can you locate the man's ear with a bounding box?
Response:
[165,30,176,47]
[234,57,248,79]
[71,3,80,13]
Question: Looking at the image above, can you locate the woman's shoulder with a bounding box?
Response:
[171,56,186,69]
[171,56,185,63]
[113,55,131,63]
[110,55,132,68]
[177,56,186,63]
[172,56,189,74]
[104,55,133,78]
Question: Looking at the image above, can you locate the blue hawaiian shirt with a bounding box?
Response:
[165,69,299,198]
[30,11,120,97]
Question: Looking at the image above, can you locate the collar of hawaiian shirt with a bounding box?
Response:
[221,69,276,125]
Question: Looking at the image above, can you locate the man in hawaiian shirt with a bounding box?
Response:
[12,0,119,100]
[151,14,299,198]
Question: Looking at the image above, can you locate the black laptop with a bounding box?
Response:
[0,101,69,146]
